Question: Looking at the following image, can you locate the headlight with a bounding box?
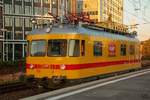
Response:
[60,64,66,70]
[30,64,34,69]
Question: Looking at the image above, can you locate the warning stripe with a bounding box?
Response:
[26,59,140,70]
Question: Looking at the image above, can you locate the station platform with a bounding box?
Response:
[46,69,150,100]
[21,68,150,100]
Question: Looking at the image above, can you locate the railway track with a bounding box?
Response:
[0,82,28,94]
[0,62,149,95]
[21,66,150,100]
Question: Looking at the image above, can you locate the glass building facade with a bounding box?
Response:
[100,0,123,23]
[2,0,50,61]
[78,0,123,23]
[1,0,124,61]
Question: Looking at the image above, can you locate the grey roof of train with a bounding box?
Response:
[30,25,139,42]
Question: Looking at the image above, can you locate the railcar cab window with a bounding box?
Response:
[68,40,80,57]
[48,40,67,57]
[94,41,102,56]
[120,44,126,56]
[31,40,46,56]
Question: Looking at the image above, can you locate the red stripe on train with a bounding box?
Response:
[26,59,140,70]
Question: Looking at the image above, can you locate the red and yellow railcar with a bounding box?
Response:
[26,25,141,84]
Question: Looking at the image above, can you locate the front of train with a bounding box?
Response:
[23,8,94,87]
[25,21,84,87]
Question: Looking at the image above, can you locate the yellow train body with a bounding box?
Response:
[26,26,141,80]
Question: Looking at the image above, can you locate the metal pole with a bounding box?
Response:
[2,0,5,61]
[31,0,34,29]
[22,43,25,58]
[3,41,4,61]
[65,0,68,15]
[61,0,65,23]
[49,0,52,13]
[12,0,15,40]
[12,43,14,61]
[41,0,44,27]
[22,0,25,39]
[6,43,8,61]
[41,0,43,15]
[12,0,15,61]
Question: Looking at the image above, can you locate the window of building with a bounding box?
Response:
[34,7,41,15]
[129,45,135,55]
[14,30,23,40]
[31,40,46,56]
[120,44,126,56]
[5,17,12,26]
[25,18,32,28]
[34,0,40,3]
[68,40,80,57]
[81,40,85,56]
[44,0,49,4]
[25,5,32,15]
[84,4,87,8]
[5,44,13,61]
[15,18,23,27]
[14,44,23,60]
[48,39,67,57]
[44,7,49,14]
[25,0,30,2]
[15,4,22,14]
[5,4,12,14]
[93,41,102,56]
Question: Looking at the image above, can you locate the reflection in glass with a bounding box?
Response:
[48,40,67,57]
[68,40,80,57]
[31,40,46,56]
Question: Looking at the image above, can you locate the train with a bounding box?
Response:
[25,22,141,88]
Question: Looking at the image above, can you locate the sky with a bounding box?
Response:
[124,0,150,41]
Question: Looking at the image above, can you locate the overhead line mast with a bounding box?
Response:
[71,0,77,15]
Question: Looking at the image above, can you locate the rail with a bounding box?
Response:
[0,82,28,94]
[0,62,149,95]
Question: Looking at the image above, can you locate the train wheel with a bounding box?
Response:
[24,78,38,89]
[42,77,66,89]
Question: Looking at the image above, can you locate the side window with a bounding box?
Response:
[129,45,135,55]
[68,40,80,57]
[81,40,85,56]
[94,41,102,56]
[120,44,126,56]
